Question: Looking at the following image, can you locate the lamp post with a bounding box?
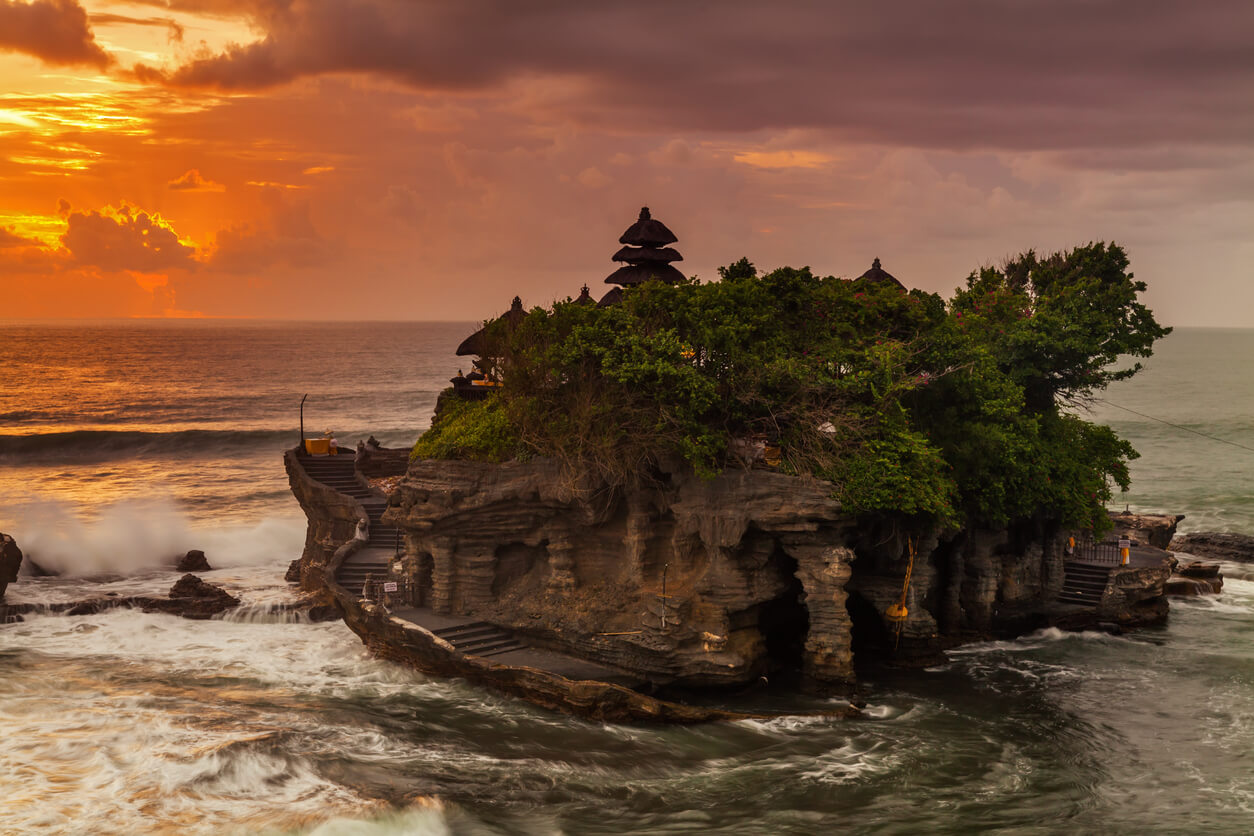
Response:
[299,393,308,453]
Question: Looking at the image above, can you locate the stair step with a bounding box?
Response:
[434,622,494,638]
[436,624,504,641]
[477,644,529,658]
[456,638,526,655]
[1063,579,1108,591]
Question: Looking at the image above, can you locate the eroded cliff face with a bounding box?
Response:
[379,458,1141,692]
[1,533,22,600]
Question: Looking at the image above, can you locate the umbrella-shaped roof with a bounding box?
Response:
[605,263,687,287]
[618,206,678,247]
[612,245,683,264]
[455,296,526,356]
[856,258,905,290]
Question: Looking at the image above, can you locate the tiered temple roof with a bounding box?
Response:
[602,207,686,296]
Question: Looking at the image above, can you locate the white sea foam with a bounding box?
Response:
[5,495,304,576]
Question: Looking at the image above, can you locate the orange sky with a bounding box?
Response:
[1,0,1252,323]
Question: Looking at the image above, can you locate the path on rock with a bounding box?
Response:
[298,453,399,597]
[295,448,646,689]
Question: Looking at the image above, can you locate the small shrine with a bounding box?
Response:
[856,257,906,290]
[451,295,524,398]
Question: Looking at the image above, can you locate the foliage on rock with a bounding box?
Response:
[413,242,1168,531]
[411,396,521,462]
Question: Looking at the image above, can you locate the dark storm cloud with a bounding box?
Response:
[61,205,197,271]
[137,0,1254,150]
[0,0,112,68]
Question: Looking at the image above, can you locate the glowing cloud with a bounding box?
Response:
[167,168,224,192]
[61,204,198,272]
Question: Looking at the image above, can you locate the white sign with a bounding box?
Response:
[1118,538,1131,550]
[383,581,399,593]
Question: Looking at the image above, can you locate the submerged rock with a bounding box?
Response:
[1170,531,1254,563]
[0,533,21,600]
[175,549,212,572]
[1165,561,1224,596]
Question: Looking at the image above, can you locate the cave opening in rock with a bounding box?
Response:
[760,546,809,678]
[846,590,891,661]
[414,552,433,607]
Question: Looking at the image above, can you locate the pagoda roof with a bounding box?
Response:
[573,284,595,305]
[619,206,678,247]
[612,246,683,264]
[856,258,905,290]
[597,286,624,307]
[605,263,686,287]
[455,296,525,356]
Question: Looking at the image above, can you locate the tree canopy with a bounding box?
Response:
[413,242,1169,531]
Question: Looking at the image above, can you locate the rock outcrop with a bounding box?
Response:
[175,549,212,572]
[1109,511,1185,550]
[1170,531,1254,563]
[0,574,241,622]
[366,458,1173,693]
[0,533,21,600]
[1165,561,1224,596]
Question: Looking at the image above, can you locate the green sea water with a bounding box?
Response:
[1089,327,1254,533]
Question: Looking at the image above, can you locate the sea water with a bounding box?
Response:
[2,322,1253,834]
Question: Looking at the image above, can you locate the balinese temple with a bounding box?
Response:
[451,295,525,398]
[599,206,685,306]
[455,295,525,359]
[573,284,595,306]
[856,257,906,290]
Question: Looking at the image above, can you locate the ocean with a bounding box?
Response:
[2,321,1253,834]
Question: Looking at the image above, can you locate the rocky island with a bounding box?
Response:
[288,210,1179,721]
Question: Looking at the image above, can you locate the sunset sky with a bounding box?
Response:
[0,0,1250,323]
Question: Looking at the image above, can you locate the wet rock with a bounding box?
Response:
[1170,531,1254,563]
[0,532,21,600]
[1165,575,1223,596]
[1108,511,1185,550]
[1178,561,1221,579]
[285,558,302,583]
[158,574,241,619]
[175,549,212,572]
[306,604,342,622]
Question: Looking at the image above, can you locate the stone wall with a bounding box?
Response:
[381,458,1148,691]
[284,449,368,596]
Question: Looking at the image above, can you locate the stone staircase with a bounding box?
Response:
[432,622,528,658]
[298,453,397,597]
[298,447,530,658]
[1058,562,1112,607]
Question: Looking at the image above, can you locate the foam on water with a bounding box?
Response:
[7,495,306,577]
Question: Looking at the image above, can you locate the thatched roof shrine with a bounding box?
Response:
[857,257,905,290]
[456,295,525,356]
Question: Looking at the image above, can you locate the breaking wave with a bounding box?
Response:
[0,428,299,463]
